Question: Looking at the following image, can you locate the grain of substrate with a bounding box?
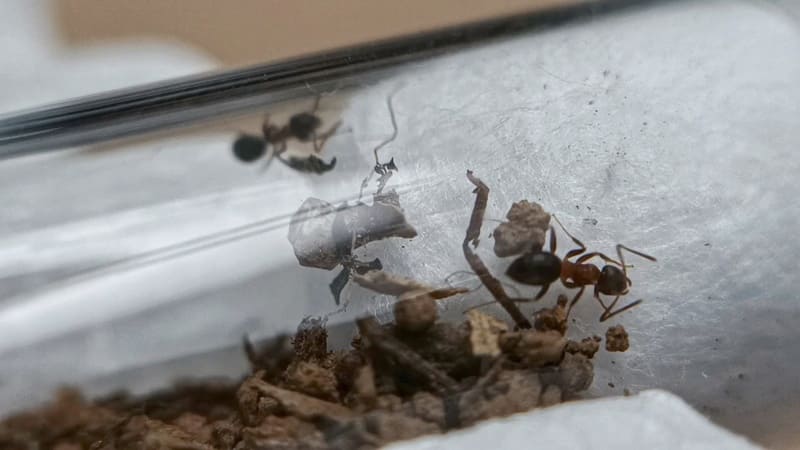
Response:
[394,295,438,334]
[605,325,630,352]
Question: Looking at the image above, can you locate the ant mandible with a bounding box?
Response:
[505,216,657,321]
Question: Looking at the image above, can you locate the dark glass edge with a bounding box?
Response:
[0,0,664,158]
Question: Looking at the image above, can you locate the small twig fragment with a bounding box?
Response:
[356,317,459,394]
[463,171,532,329]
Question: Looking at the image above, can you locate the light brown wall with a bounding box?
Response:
[55,0,582,66]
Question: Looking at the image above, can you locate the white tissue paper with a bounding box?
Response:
[0,0,798,448]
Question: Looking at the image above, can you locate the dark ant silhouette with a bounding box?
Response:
[232,95,341,174]
[506,215,657,321]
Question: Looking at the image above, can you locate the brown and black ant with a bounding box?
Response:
[232,95,341,174]
[462,171,656,328]
[505,215,657,322]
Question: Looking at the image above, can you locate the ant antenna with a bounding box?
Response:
[616,244,657,279]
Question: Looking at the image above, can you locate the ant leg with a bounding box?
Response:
[312,120,342,153]
[309,94,322,114]
[599,296,644,322]
[534,282,551,300]
[548,225,557,254]
[261,115,274,138]
[552,215,587,260]
[257,144,277,173]
[565,286,586,320]
[445,270,523,298]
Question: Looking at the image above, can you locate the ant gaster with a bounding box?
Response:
[506,216,657,321]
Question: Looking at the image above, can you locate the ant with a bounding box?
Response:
[505,215,657,321]
[232,95,341,173]
[462,172,656,327]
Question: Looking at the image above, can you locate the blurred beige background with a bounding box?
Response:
[55,0,581,66]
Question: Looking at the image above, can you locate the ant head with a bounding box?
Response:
[289,112,322,140]
[506,251,562,286]
[598,265,629,296]
[232,134,266,163]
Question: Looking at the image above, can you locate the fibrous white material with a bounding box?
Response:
[385,390,761,450]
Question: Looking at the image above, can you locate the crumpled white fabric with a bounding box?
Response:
[386,390,761,450]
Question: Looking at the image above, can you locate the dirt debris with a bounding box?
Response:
[492,200,551,257]
[605,324,631,352]
[1,301,623,449]
[466,310,508,357]
[565,336,602,359]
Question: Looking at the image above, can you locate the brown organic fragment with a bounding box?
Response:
[283,361,340,403]
[499,329,566,368]
[238,376,353,424]
[211,419,241,450]
[565,336,602,359]
[324,410,441,450]
[344,364,378,411]
[540,353,595,395]
[350,270,467,302]
[173,413,212,441]
[292,317,330,364]
[492,200,551,257]
[394,322,477,380]
[533,294,569,335]
[357,317,459,394]
[540,385,563,407]
[376,395,403,412]
[136,417,215,450]
[605,325,630,352]
[394,295,438,334]
[458,369,542,427]
[466,310,509,357]
[243,333,294,379]
[402,392,446,428]
[239,416,326,450]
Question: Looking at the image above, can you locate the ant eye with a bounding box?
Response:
[232,134,266,162]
